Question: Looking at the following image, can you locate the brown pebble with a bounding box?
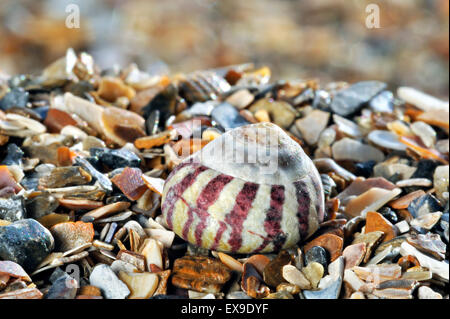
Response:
[58,198,104,210]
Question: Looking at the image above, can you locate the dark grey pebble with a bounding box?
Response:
[0,219,54,271]
[330,81,387,116]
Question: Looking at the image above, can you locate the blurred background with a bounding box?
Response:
[0,0,448,97]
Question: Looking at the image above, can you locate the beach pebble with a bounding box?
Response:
[330,81,386,116]
[0,219,54,271]
[89,264,130,299]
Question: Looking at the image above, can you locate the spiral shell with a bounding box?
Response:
[161,123,324,253]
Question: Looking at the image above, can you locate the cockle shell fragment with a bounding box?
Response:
[161,123,325,254]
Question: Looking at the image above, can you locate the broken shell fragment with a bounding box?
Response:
[418,286,443,299]
[38,166,91,188]
[343,243,366,270]
[411,121,437,148]
[410,212,442,230]
[50,221,94,252]
[301,262,324,289]
[217,252,243,272]
[365,211,398,242]
[345,188,401,217]
[111,167,147,201]
[397,87,449,112]
[352,264,402,283]
[368,130,407,151]
[0,260,31,282]
[263,250,292,287]
[332,138,385,163]
[352,231,385,263]
[282,264,311,289]
[89,264,130,299]
[295,110,330,145]
[81,201,130,222]
[241,262,270,298]
[118,272,159,299]
[246,254,271,275]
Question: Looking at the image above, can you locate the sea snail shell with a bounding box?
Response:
[161,123,324,254]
